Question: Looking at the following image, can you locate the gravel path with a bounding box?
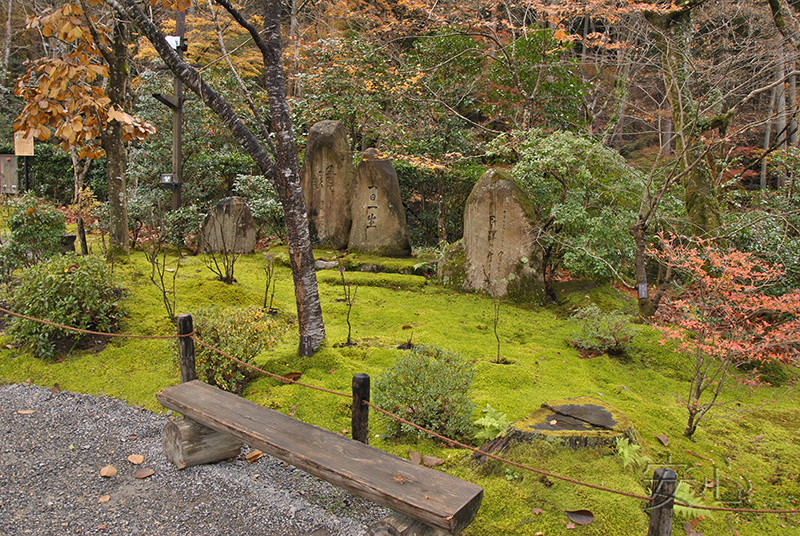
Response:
[0,383,389,536]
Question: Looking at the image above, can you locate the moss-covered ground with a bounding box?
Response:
[1,238,799,535]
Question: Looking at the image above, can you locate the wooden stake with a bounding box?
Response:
[352,373,370,444]
[177,313,196,383]
[647,467,677,536]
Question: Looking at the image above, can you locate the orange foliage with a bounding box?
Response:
[651,234,800,365]
[13,3,155,159]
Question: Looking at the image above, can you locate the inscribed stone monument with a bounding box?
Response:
[439,169,543,301]
[348,148,411,257]
[200,196,256,254]
[300,120,354,249]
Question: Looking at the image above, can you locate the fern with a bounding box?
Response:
[474,404,510,441]
[615,437,652,470]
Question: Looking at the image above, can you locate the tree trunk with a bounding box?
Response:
[646,7,722,236]
[1,0,11,85]
[437,170,447,244]
[776,53,787,159]
[101,19,131,260]
[789,56,798,146]
[762,82,778,190]
[263,0,325,354]
[115,0,325,355]
[631,220,656,318]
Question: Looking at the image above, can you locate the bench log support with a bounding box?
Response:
[163,418,244,469]
[157,380,482,535]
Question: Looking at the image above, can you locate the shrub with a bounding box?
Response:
[1,194,66,273]
[373,345,475,441]
[232,173,284,238]
[8,253,124,359]
[569,304,634,357]
[190,306,290,393]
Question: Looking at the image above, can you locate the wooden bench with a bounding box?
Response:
[157,380,483,535]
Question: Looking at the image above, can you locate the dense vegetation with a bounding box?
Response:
[2,0,800,534]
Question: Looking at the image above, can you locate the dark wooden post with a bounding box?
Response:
[352,373,370,444]
[647,467,677,536]
[177,313,196,383]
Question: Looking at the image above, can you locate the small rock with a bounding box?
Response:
[422,455,445,468]
[314,260,339,270]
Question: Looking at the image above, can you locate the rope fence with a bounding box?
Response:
[2,305,799,521]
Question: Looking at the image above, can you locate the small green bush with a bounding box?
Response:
[190,306,290,393]
[1,194,66,275]
[373,345,475,441]
[8,253,124,359]
[569,304,634,356]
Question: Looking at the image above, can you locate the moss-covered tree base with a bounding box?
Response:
[477,397,636,457]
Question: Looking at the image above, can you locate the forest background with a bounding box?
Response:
[3,0,800,288]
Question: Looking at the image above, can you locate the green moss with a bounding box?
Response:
[0,229,799,536]
[316,270,428,290]
[438,239,467,289]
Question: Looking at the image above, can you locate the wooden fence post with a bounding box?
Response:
[352,373,370,444]
[177,313,196,383]
[647,467,677,536]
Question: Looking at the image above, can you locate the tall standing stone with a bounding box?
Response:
[439,169,544,301]
[348,148,412,257]
[300,120,354,249]
[200,196,256,254]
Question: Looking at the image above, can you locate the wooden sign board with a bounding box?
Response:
[14,132,34,156]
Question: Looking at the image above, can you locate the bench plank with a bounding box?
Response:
[157,380,482,535]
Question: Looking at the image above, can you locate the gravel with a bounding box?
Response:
[0,383,389,536]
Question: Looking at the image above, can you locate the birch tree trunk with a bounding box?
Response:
[1,0,11,85]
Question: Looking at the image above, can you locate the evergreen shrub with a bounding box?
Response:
[569,304,634,357]
[8,253,124,359]
[0,194,66,279]
[374,345,475,441]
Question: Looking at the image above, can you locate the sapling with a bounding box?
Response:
[651,234,800,437]
[484,267,504,364]
[262,254,277,314]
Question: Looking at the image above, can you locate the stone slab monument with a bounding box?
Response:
[200,196,256,254]
[439,169,544,302]
[348,148,411,257]
[300,120,354,249]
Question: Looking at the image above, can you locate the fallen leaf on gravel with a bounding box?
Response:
[134,468,154,479]
[127,454,144,465]
[98,495,110,503]
[17,410,35,415]
[246,450,263,463]
[100,465,117,477]
[127,435,138,441]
